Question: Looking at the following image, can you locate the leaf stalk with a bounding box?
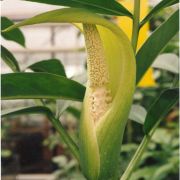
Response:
[131,0,140,52]
[120,119,160,180]
[48,114,80,161]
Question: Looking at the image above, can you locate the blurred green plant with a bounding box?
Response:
[130,123,179,180]
[52,155,85,180]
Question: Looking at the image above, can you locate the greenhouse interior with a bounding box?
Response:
[1,0,179,180]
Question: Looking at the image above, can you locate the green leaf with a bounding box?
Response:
[56,100,72,118]
[1,45,20,72]
[152,53,179,74]
[130,166,157,180]
[143,88,178,134]
[66,106,81,119]
[2,106,80,160]
[152,163,175,180]
[136,10,179,84]
[128,105,147,124]
[2,106,52,118]
[2,72,85,101]
[140,0,179,27]
[1,16,25,47]
[24,0,132,17]
[28,59,66,77]
[172,75,179,88]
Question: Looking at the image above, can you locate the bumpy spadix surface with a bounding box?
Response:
[83,24,112,123]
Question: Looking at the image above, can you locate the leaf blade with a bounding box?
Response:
[140,0,179,27]
[136,10,179,84]
[128,105,147,124]
[152,53,179,74]
[143,88,178,134]
[2,106,52,118]
[28,59,66,77]
[24,0,132,17]
[1,45,20,72]
[2,72,85,101]
[1,16,25,47]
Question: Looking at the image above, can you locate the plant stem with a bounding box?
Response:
[120,121,160,180]
[119,2,142,179]
[120,135,150,180]
[49,114,80,161]
[131,0,140,52]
